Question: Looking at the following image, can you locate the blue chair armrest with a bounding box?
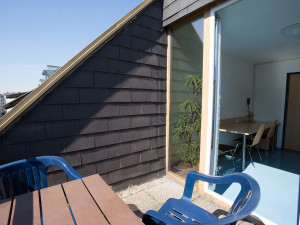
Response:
[182,171,216,200]
[183,171,259,199]
[182,171,260,224]
[144,171,260,225]
[32,156,83,180]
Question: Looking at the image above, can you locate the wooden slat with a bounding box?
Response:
[40,184,74,225]
[165,30,171,173]
[0,198,12,225]
[63,179,109,225]
[83,174,144,225]
[199,10,212,191]
[9,191,41,225]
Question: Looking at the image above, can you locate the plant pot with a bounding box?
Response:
[174,162,190,171]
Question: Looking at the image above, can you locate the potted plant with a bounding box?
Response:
[174,74,202,168]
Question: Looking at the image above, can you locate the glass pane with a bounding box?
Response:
[169,16,204,179]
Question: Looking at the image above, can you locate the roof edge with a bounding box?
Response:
[0,0,155,134]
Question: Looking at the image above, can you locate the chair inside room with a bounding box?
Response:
[217,144,237,174]
[258,120,278,154]
[234,123,266,164]
[142,171,260,225]
[0,156,83,200]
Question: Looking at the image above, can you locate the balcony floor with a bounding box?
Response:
[117,175,252,224]
[214,149,300,225]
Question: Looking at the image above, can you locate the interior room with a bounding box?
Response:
[211,0,300,224]
[216,0,300,174]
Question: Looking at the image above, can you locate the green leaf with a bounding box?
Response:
[173,74,203,166]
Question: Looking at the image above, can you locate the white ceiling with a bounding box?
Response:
[218,0,300,64]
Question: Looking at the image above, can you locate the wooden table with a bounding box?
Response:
[219,120,274,170]
[0,174,144,225]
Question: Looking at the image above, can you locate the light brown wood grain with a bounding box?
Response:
[0,198,12,225]
[10,191,41,225]
[166,31,172,173]
[63,179,109,225]
[40,184,74,225]
[219,120,273,135]
[83,174,143,225]
[198,10,211,193]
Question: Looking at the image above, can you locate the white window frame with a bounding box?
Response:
[202,1,276,224]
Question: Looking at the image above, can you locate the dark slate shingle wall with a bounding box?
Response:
[163,0,215,26]
[0,0,166,191]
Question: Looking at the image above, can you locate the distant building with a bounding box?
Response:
[0,94,6,117]
[40,65,60,83]
[1,92,29,115]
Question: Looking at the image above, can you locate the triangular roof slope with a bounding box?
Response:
[0,0,156,134]
[0,0,167,187]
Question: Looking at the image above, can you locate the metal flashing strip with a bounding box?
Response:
[0,0,155,134]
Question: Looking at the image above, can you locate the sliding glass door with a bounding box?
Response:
[168,16,204,179]
[210,15,222,176]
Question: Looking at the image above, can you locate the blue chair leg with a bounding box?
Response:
[142,214,166,225]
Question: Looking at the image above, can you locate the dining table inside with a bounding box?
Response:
[0,174,144,225]
[219,119,276,170]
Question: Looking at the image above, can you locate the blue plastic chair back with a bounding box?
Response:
[0,156,83,200]
[143,171,260,225]
[184,172,260,222]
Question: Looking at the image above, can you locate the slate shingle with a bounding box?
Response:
[0,0,166,190]
[3,122,46,145]
[46,120,80,139]
[24,104,63,122]
[63,71,94,88]
[81,147,110,164]
[95,132,120,147]
[46,88,79,104]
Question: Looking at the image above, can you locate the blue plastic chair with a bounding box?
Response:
[0,156,83,200]
[143,171,260,225]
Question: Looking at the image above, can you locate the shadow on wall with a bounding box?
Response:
[0,0,167,189]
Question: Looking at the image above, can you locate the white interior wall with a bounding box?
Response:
[220,52,254,119]
[254,58,300,148]
[219,52,254,145]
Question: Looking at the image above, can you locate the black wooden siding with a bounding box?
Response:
[163,0,215,26]
[0,0,167,191]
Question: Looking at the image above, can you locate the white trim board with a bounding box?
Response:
[202,1,278,224]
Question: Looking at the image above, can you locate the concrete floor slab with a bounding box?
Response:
[144,177,184,205]
[117,175,253,225]
[121,190,161,214]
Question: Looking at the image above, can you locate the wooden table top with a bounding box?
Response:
[219,120,274,135]
[0,174,143,225]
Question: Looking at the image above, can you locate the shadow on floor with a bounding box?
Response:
[128,204,254,224]
[211,148,300,194]
[128,204,144,219]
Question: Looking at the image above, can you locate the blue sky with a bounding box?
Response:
[0,0,143,93]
